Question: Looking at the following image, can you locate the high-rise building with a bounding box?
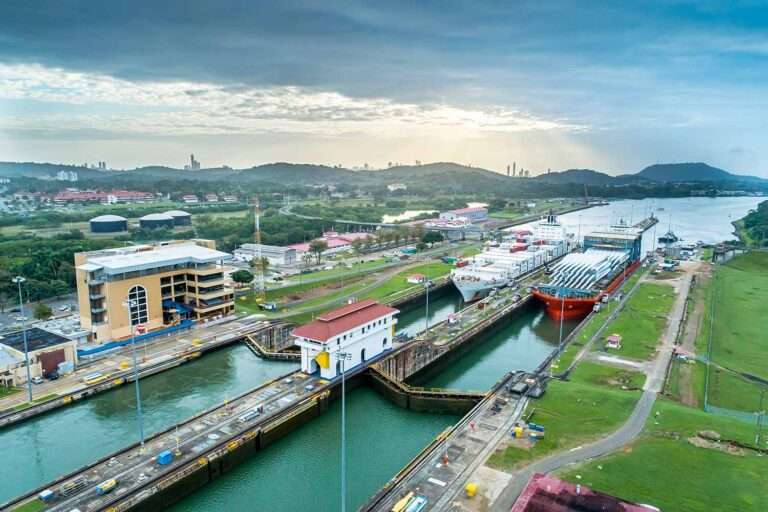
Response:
[184,154,201,170]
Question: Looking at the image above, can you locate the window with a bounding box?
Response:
[128,285,148,325]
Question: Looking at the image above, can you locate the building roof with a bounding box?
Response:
[90,214,128,222]
[164,210,191,217]
[512,473,658,512]
[140,213,174,221]
[450,206,487,214]
[238,243,295,254]
[77,243,231,275]
[0,327,74,353]
[292,299,398,343]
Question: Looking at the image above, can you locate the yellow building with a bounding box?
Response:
[75,239,234,342]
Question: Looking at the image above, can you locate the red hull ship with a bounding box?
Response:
[532,259,641,321]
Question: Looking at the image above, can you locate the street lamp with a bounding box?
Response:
[123,299,145,451]
[335,350,352,512]
[424,280,431,335]
[11,276,33,401]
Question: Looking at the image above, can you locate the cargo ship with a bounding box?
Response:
[451,213,574,302]
[531,216,657,320]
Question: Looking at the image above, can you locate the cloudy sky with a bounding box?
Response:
[1,1,767,175]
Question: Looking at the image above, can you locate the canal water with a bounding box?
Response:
[555,196,762,244]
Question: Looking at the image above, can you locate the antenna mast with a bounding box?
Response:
[253,196,265,303]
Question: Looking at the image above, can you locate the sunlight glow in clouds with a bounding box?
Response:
[0,63,585,138]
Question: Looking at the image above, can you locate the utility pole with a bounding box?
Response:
[252,196,265,303]
[124,299,146,451]
[756,387,766,450]
[336,350,352,512]
[12,276,33,401]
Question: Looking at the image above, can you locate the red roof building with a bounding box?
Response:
[512,473,660,512]
[292,299,399,379]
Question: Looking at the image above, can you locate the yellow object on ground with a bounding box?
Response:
[119,361,130,370]
[391,491,414,512]
[465,482,478,497]
[514,426,523,438]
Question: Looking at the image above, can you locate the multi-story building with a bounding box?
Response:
[75,239,234,343]
[292,299,398,379]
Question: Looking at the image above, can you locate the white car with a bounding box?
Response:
[58,305,70,312]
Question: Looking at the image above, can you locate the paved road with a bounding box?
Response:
[489,264,695,510]
[490,390,657,511]
[0,316,268,411]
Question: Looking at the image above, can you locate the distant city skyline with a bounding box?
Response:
[1,1,767,176]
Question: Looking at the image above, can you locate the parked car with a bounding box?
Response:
[58,305,70,312]
[31,376,44,384]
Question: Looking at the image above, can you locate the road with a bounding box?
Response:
[0,315,269,412]
[488,263,695,510]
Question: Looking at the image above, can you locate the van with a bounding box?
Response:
[31,376,44,385]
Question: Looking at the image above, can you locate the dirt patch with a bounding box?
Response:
[687,431,746,456]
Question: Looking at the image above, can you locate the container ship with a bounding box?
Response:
[531,216,658,321]
[451,213,574,302]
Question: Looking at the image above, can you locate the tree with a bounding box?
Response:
[231,269,254,286]
[422,231,444,244]
[250,256,269,275]
[34,302,52,320]
[351,238,366,255]
[416,242,428,252]
[309,239,329,263]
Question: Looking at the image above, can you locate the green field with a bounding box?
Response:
[569,361,646,390]
[553,268,647,371]
[486,379,641,471]
[593,282,676,361]
[360,262,452,302]
[560,398,768,511]
[706,252,768,380]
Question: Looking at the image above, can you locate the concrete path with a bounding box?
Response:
[485,266,696,510]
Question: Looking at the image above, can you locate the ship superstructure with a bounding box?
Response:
[451,213,573,302]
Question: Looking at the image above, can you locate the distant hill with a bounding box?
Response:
[535,169,618,185]
[637,163,733,182]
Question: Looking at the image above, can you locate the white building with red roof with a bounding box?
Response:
[439,206,488,223]
[292,299,398,379]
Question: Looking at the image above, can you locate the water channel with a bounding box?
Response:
[3,196,758,509]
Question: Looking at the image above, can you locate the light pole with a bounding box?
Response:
[335,350,352,512]
[424,280,431,335]
[12,276,33,401]
[123,299,145,451]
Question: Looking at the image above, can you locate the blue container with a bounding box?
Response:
[528,422,546,432]
[156,450,174,465]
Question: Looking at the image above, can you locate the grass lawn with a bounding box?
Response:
[559,398,768,511]
[12,393,59,412]
[0,386,20,398]
[706,252,768,381]
[553,268,647,371]
[360,262,452,302]
[11,499,46,512]
[594,282,676,361]
[664,359,705,408]
[707,366,765,413]
[486,380,641,471]
[569,361,646,391]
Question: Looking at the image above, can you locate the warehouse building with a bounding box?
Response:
[164,210,192,226]
[75,239,234,343]
[89,214,128,233]
[139,212,175,229]
[234,243,297,266]
[439,206,488,223]
[0,328,79,386]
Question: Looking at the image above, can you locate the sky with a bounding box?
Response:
[1,0,767,175]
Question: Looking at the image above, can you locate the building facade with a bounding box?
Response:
[75,239,234,343]
[292,300,398,380]
[439,206,488,223]
[234,243,297,266]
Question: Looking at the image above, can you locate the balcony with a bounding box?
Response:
[91,307,106,314]
[88,279,105,286]
[89,293,105,300]
[197,273,224,283]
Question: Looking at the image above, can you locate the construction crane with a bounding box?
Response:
[251,196,265,303]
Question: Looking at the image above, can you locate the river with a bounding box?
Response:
[556,196,762,244]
